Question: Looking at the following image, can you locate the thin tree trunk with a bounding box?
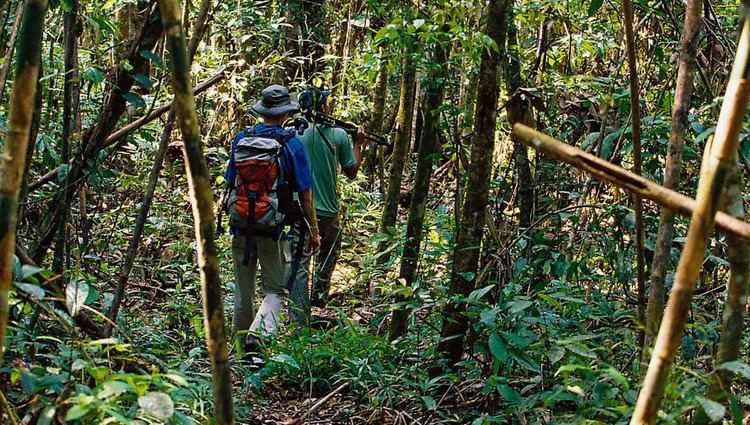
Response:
[377,54,416,265]
[388,40,448,341]
[692,159,748,424]
[631,7,750,422]
[641,0,702,371]
[504,0,534,228]
[157,0,234,422]
[52,0,79,274]
[622,0,646,349]
[105,0,212,335]
[0,0,25,101]
[437,0,508,368]
[0,0,47,364]
[365,51,388,178]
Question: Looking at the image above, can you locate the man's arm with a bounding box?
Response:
[343,125,367,180]
[300,190,321,253]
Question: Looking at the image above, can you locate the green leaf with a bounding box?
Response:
[489,333,507,362]
[507,300,533,314]
[421,395,437,410]
[696,396,726,423]
[65,403,93,421]
[121,92,146,109]
[131,73,153,90]
[14,282,45,299]
[139,50,164,69]
[98,380,131,399]
[65,280,89,316]
[165,373,190,387]
[138,392,175,421]
[37,406,56,425]
[547,346,565,365]
[458,271,476,282]
[587,0,604,16]
[719,360,750,380]
[467,284,493,301]
[84,67,104,84]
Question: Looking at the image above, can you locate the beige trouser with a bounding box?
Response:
[231,233,291,339]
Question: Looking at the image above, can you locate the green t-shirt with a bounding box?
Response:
[298,124,356,218]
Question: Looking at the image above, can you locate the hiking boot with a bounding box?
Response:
[244,335,261,354]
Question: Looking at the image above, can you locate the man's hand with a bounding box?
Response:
[307,231,321,254]
[354,125,367,146]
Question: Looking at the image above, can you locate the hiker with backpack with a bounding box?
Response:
[287,88,367,322]
[225,84,321,353]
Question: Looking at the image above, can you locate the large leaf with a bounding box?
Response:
[489,333,507,363]
[138,391,174,421]
[696,396,725,423]
[66,280,89,317]
[587,0,604,16]
[15,282,45,299]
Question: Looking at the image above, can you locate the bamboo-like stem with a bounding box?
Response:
[630,7,750,423]
[104,0,212,336]
[621,0,646,348]
[510,124,750,242]
[0,0,48,365]
[157,0,234,423]
[642,0,702,374]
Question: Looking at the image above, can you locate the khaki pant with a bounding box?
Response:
[288,213,342,326]
[231,233,291,339]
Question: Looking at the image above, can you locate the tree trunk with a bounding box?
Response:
[105,0,212,336]
[437,0,508,368]
[622,0,646,349]
[0,0,47,364]
[631,8,750,423]
[365,51,388,178]
[157,0,234,423]
[0,0,25,102]
[388,40,448,341]
[377,54,416,265]
[693,159,748,424]
[30,5,163,264]
[52,0,80,275]
[641,0,702,371]
[504,0,534,228]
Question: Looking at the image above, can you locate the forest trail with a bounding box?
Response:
[5,0,750,423]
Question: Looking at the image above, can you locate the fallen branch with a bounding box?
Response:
[510,124,750,242]
[285,382,349,425]
[27,71,225,192]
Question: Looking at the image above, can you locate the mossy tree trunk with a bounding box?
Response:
[388,39,448,341]
[157,0,234,422]
[377,53,416,265]
[437,0,508,368]
[0,0,48,364]
[504,0,534,228]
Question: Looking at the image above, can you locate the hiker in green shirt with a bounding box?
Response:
[287,88,366,323]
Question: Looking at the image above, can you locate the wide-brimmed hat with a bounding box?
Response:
[252,85,299,117]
